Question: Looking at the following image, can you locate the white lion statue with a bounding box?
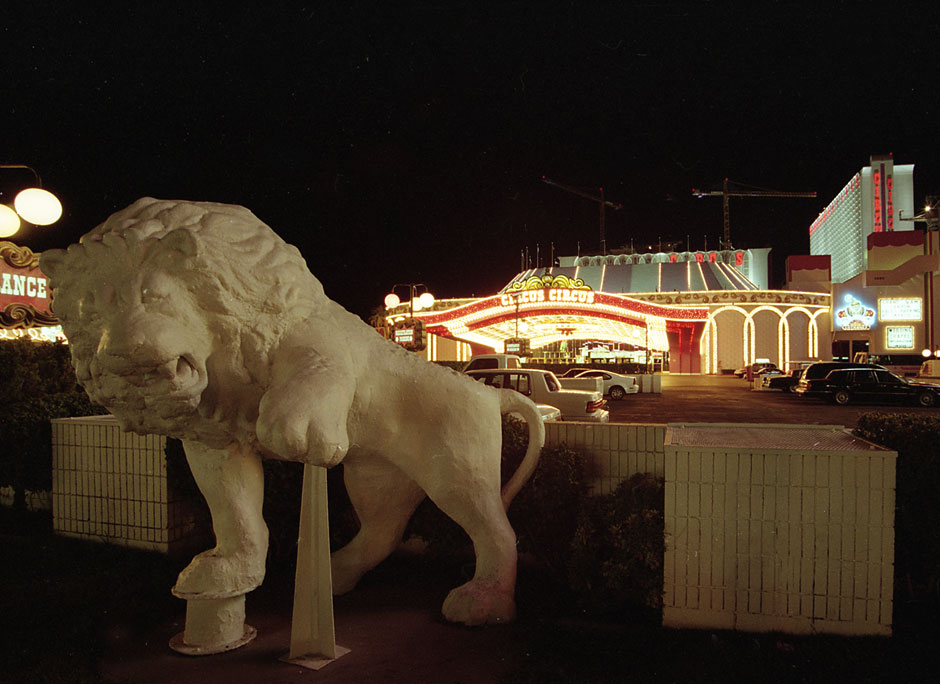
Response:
[40,198,544,625]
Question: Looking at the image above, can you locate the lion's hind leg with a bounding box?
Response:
[417,441,519,626]
[330,454,426,595]
[434,488,518,626]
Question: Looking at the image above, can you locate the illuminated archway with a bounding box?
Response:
[704,306,749,374]
[703,302,830,373]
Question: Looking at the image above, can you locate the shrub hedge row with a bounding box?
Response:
[854,412,940,597]
[0,340,106,507]
[266,416,667,617]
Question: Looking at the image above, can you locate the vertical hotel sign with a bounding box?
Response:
[871,154,894,233]
[0,241,57,328]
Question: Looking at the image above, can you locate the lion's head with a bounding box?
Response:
[40,198,327,437]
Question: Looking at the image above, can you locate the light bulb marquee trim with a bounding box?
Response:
[412,285,708,352]
[506,273,591,293]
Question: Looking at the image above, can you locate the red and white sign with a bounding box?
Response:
[871,154,894,233]
[0,242,56,328]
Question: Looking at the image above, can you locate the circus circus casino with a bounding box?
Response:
[379,246,831,375]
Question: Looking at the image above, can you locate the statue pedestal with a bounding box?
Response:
[167,464,346,666]
[169,595,256,655]
[280,464,349,669]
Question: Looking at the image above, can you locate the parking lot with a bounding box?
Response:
[605,373,940,427]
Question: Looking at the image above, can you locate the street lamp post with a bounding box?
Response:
[384,283,435,317]
[900,197,939,357]
[384,284,435,352]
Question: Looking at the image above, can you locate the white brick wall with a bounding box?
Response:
[662,425,895,636]
[545,422,665,494]
[48,415,896,635]
[545,420,895,636]
[51,415,209,554]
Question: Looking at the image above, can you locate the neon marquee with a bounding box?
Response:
[500,288,595,307]
[835,294,875,330]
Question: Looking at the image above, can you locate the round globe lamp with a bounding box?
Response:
[384,293,401,309]
[417,292,435,309]
[0,204,21,238]
[14,187,62,225]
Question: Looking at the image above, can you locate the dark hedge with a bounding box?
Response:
[855,412,940,600]
[0,340,106,508]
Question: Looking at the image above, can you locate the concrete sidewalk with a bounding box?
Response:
[98,554,532,684]
[606,373,939,426]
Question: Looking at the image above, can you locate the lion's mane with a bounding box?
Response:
[47,197,329,386]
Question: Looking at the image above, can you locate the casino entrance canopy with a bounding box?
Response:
[411,273,709,369]
[382,248,830,374]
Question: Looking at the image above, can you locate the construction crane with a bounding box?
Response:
[692,178,817,250]
[541,176,623,255]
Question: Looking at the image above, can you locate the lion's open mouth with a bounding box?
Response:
[127,354,203,393]
[88,352,209,425]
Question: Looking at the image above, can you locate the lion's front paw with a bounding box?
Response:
[172,548,266,599]
[256,402,349,466]
[442,580,516,626]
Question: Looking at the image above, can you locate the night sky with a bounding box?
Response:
[3,3,940,318]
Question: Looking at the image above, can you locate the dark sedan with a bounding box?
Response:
[795,367,940,406]
[761,368,803,392]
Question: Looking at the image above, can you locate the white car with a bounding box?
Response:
[506,403,561,423]
[559,367,593,377]
[467,368,609,422]
[535,404,562,421]
[566,369,639,400]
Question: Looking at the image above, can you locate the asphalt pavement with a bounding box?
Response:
[605,373,939,427]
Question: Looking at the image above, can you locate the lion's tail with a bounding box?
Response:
[498,389,545,511]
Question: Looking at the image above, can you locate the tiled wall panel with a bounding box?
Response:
[50,415,896,636]
[662,425,895,636]
[545,422,666,494]
[546,420,895,636]
[51,415,208,554]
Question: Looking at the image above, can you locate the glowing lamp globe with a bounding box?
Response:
[923,349,932,358]
[384,293,401,309]
[0,204,20,238]
[417,292,435,309]
[14,188,62,225]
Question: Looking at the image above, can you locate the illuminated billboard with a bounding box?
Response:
[885,326,915,349]
[0,241,57,329]
[879,297,922,322]
[834,294,875,330]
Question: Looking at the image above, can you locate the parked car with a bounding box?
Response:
[556,374,604,393]
[535,404,562,421]
[795,361,886,396]
[734,362,777,378]
[918,359,940,380]
[507,404,560,422]
[463,354,523,372]
[756,367,785,381]
[560,367,594,378]
[761,368,804,392]
[565,369,639,400]
[466,368,609,422]
[795,367,940,406]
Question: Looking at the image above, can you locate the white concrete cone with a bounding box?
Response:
[280,464,349,669]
